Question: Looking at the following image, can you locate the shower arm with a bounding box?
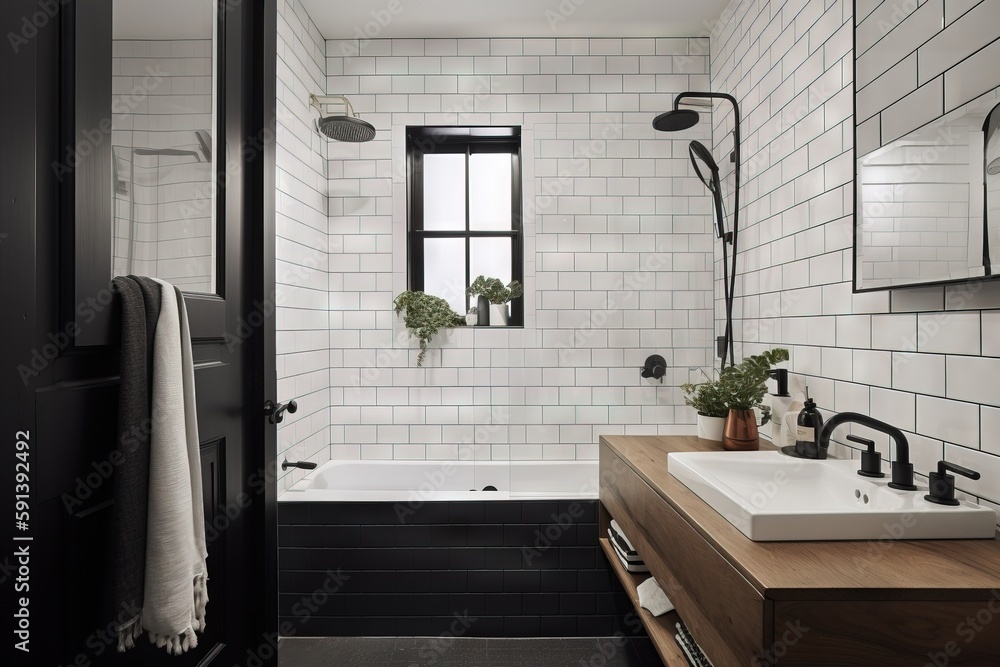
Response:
[310,94,359,118]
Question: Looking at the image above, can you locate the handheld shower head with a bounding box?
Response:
[688,140,719,191]
[652,108,701,132]
[689,140,726,241]
[309,94,376,143]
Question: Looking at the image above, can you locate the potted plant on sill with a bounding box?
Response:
[392,291,465,366]
[717,347,790,451]
[681,371,728,442]
[466,276,523,326]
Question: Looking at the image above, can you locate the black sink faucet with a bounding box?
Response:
[817,412,917,490]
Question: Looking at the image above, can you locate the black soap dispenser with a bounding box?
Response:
[795,387,825,459]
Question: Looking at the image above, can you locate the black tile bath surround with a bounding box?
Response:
[278,500,642,638]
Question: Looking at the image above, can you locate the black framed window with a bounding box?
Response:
[407,126,523,326]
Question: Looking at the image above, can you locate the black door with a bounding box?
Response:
[0,0,277,665]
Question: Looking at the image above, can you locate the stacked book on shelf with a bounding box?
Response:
[675,620,714,666]
[607,519,648,573]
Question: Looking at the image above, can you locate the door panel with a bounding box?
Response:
[0,0,277,665]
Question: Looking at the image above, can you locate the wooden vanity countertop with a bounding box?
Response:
[600,435,1000,600]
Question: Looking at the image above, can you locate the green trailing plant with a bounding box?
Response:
[392,291,465,366]
[680,370,729,419]
[466,276,523,305]
[717,348,790,424]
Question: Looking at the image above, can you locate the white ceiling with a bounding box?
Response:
[113,0,214,40]
[301,0,730,39]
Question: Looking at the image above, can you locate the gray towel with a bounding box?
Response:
[132,276,163,405]
[110,276,159,650]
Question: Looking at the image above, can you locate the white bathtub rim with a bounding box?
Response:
[278,459,600,503]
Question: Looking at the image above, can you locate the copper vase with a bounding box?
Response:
[722,409,760,451]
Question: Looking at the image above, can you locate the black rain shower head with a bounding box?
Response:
[652,108,701,132]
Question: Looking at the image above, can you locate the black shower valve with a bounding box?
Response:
[641,355,668,383]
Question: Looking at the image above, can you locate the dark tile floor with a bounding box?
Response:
[278,636,664,666]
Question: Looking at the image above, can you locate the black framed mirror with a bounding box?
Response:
[853,0,1000,293]
[855,88,1000,291]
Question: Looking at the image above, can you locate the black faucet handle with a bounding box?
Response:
[848,435,885,479]
[925,460,980,506]
[847,434,873,446]
[938,460,981,480]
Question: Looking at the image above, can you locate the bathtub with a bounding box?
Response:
[277,457,636,638]
[278,459,599,502]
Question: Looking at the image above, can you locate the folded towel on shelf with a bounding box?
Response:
[608,531,649,572]
[637,577,674,617]
[110,276,161,651]
[608,529,644,564]
[114,278,208,655]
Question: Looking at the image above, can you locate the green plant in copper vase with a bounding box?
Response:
[717,347,790,450]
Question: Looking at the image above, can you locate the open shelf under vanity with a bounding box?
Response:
[597,536,689,666]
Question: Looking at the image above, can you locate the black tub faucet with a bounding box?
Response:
[281,459,318,471]
[817,412,917,490]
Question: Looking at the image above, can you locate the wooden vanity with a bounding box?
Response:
[599,435,1000,666]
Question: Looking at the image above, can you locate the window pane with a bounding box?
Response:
[469,153,512,230]
[470,238,512,288]
[424,237,467,314]
[423,153,466,230]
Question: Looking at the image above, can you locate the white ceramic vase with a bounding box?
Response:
[697,414,725,441]
[489,303,509,326]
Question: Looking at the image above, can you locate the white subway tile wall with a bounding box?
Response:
[317,35,716,469]
[712,0,1000,514]
[276,0,331,491]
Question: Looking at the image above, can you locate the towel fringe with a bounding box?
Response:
[145,573,209,655]
[194,572,209,632]
[116,614,144,653]
[149,627,199,656]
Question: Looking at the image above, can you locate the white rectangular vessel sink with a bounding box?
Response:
[667,451,998,541]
